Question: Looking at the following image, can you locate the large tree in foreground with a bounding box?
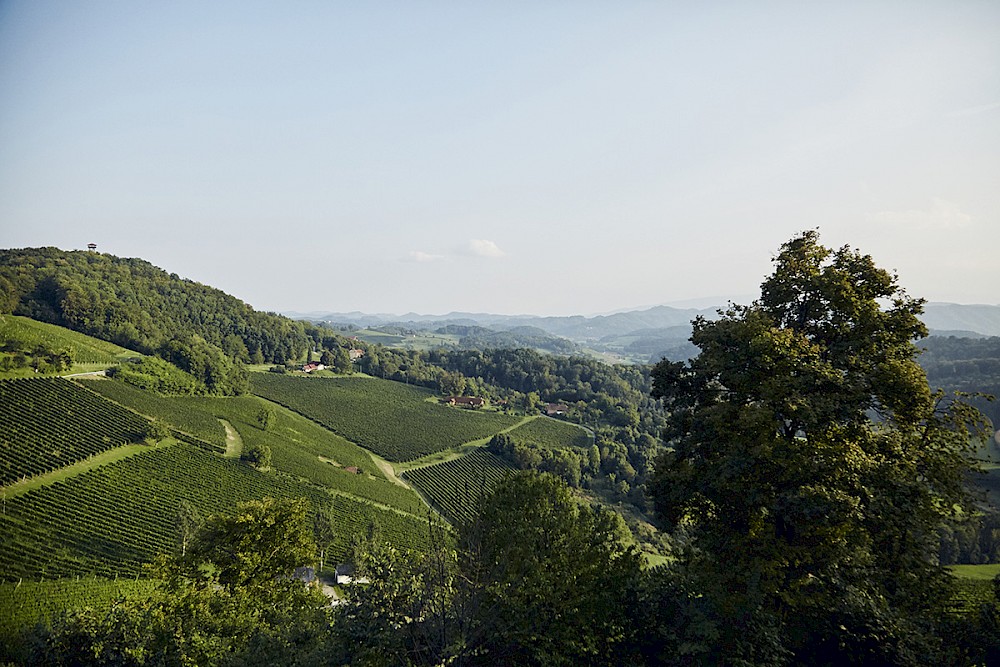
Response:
[34,497,330,666]
[332,472,642,666]
[650,231,989,664]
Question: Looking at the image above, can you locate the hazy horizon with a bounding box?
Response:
[2,2,998,316]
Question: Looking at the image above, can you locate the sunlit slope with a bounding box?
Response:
[0,314,140,376]
[0,374,434,582]
[83,379,228,448]
[83,378,427,515]
[507,415,592,449]
[251,374,520,461]
[0,378,150,485]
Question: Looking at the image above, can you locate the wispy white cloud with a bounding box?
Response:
[868,198,973,229]
[947,101,1000,118]
[464,239,506,258]
[402,250,446,263]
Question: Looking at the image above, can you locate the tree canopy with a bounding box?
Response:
[331,471,643,666]
[649,230,990,664]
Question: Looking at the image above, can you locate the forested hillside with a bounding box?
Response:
[0,248,309,392]
[922,336,1000,428]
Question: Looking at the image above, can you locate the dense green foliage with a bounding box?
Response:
[0,247,311,392]
[332,471,643,666]
[487,431,598,491]
[454,471,643,665]
[402,449,513,525]
[0,577,157,663]
[251,373,519,461]
[29,498,333,667]
[921,335,1000,428]
[0,442,429,581]
[648,231,990,664]
[0,378,150,485]
[939,511,1000,565]
[106,355,203,394]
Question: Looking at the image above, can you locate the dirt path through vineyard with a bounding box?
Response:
[220,419,243,458]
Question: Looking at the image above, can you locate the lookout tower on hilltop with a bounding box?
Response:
[87,243,97,252]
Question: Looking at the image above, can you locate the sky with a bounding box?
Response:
[1,1,998,316]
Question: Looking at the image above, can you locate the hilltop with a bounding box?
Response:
[0,247,311,393]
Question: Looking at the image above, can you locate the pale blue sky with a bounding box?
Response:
[1,1,998,315]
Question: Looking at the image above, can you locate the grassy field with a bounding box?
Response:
[80,377,429,515]
[0,441,432,582]
[949,563,1000,580]
[82,377,227,447]
[251,373,520,461]
[195,395,428,515]
[942,564,1000,616]
[0,371,435,575]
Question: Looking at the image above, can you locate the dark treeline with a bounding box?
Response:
[0,248,310,393]
[921,336,1000,428]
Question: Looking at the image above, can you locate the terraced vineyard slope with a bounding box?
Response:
[0,378,150,485]
[402,449,514,525]
[251,373,519,461]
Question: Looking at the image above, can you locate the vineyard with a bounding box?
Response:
[0,314,140,365]
[507,416,592,449]
[83,378,227,447]
[251,374,520,461]
[193,394,428,515]
[0,378,150,486]
[402,449,514,525]
[73,378,428,518]
[0,442,432,582]
[945,577,997,615]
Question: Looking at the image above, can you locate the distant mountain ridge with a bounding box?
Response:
[288,302,1000,341]
[921,303,1000,338]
